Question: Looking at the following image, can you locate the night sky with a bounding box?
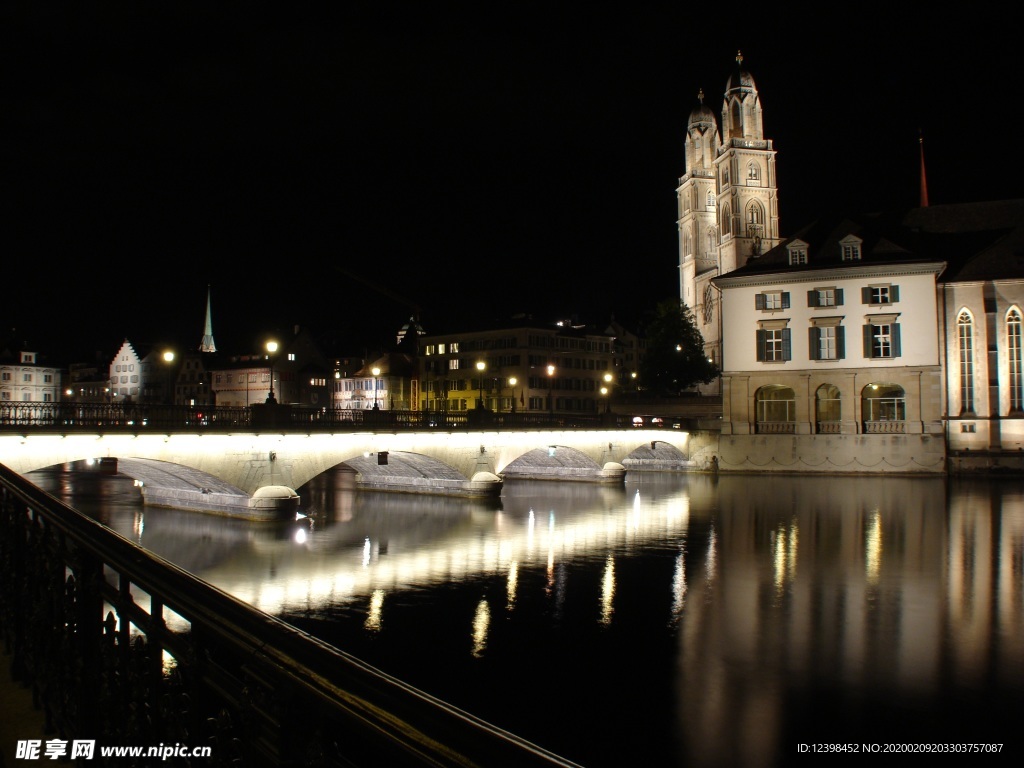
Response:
[6,6,1018,363]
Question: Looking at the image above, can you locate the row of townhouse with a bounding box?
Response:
[711,200,1024,473]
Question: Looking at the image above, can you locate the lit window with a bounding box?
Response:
[1009,308,1023,412]
[957,310,975,415]
[789,249,807,265]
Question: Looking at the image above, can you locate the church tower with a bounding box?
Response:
[677,51,779,393]
[199,285,217,353]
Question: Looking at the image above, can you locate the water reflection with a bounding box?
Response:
[26,467,1024,768]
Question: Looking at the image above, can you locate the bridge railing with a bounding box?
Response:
[0,402,675,433]
[0,462,581,767]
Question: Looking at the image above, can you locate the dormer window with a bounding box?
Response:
[840,235,863,261]
[787,239,809,265]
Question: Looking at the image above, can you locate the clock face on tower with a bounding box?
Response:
[703,285,714,324]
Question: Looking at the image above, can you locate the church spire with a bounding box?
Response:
[918,129,929,207]
[199,285,217,353]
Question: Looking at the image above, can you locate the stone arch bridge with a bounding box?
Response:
[0,429,706,520]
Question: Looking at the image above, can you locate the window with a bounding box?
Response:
[756,326,791,362]
[809,320,845,361]
[863,284,899,305]
[808,287,843,308]
[755,385,796,432]
[815,384,842,433]
[957,310,975,415]
[721,203,732,236]
[755,291,790,310]
[22,373,31,383]
[1009,308,1023,413]
[449,359,460,370]
[706,190,715,208]
[840,236,862,261]
[863,317,901,359]
[747,161,760,182]
[746,201,765,238]
[862,383,906,431]
[789,248,807,265]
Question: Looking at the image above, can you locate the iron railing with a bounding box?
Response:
[0,462,581,767]
[0,402,677,434]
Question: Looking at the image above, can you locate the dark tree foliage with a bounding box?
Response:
[638,299,718,394]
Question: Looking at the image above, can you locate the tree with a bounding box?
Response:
[638,299,718,394]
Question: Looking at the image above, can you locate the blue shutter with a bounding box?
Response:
[863,324,874,358]
[891,285,900,302]
[835,288,844,306]
[809,327,820,360]
[861,287,872,304]
[782,292,791,309]
[756,329,766,361]
[781,328,792,361]
[807,290,818,307]
[755,294,765,310]
[892,323,901,357]
[836,326,846,359]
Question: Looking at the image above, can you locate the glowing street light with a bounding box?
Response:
[371,366,381,410]
[266,340,279,404]
[476,361,486,410]
[508,376,517,413]
[162,350,176,405]
[547,364,555,417]
[602,372,613,413]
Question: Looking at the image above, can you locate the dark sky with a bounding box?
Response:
[5,6,1018,362]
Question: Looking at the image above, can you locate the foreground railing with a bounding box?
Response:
[0,463,581,767]
[0,402,663,433]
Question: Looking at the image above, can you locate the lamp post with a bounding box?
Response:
[265,340,279,404]
[371,366,381,410]
[162,350,176,405]
[508,376,517,413]
[547,364,555,417]
[476,361,486,410]
[602,372,613,413]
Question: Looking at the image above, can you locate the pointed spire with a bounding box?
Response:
[199,285,217,353]
[736,49,743,68]
[919,129,929,207]
[697,88,705,104]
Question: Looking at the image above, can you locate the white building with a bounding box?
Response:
[0,349,61,403]
[711,200,1024,474]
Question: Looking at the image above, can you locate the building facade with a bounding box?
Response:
[711,201,1024,474]
[0,349,61,404]
[677,52,781,392]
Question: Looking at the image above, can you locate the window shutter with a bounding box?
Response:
[782,292,791,309]
[892,323,901,357]
[781,328,792,361]
[755,294,765,310]
[835,288,844,306]
[863,324,874,358]
[809,327,820,360]
[862,287,872,304]
[807,290,818,307]
[756,329,766,361]
[836,326,846,359]
[891,285,900,302]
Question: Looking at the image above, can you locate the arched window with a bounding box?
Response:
[707,227,717,254]
[746,201,765,238]
[706,190,716,208]
[815,384,841,433]
[957,309,975,415]
[1009,307,1023,413]
[730,102,742,139]
[721,203,732,236]
[684,226,693,257]
[861,383,906,433]
[747,161,760,183]
[755,385,796,433]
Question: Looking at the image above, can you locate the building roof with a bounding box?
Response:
[714,199,1024,285]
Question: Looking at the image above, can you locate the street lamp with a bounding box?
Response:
[371,366,381,410]
[476,361,486,410]
[163,350,176,405]
[602,372,613,413]
[547,364,555,417]
[508,376,517,413]
[265,340,279,404]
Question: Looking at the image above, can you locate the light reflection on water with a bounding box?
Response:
[28,466,1024,768]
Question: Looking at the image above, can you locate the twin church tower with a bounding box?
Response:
[677,51,780,389]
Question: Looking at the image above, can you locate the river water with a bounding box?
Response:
[27,465,1024,768]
